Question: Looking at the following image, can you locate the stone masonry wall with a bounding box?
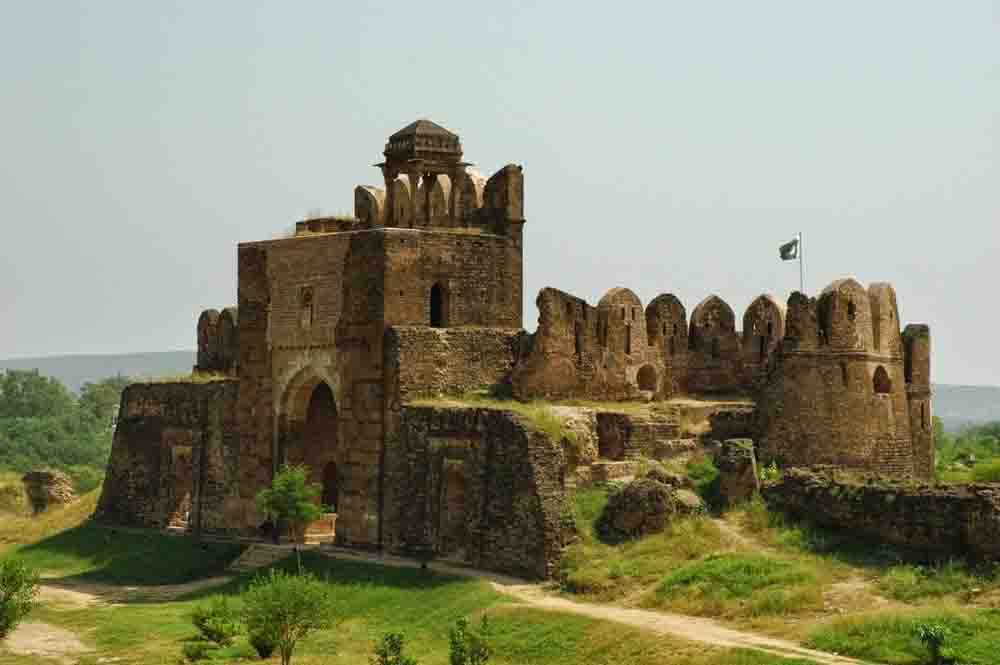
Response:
[384,406,572,580]
[96,380,239,533]
[764,467,1000,561]
[386,326,524,402]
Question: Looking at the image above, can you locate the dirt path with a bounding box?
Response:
[317,548,871,665]
[4,621,89,664]
[38,575,233,607]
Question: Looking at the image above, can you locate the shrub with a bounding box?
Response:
[190,595,241,646]
[449,616,491,665]
[65,465,104,494]
[914,622,950,665]
[685,457,722,506]
[0,558,40,639]
[242,568,337,665]
[256,464,323,546]
[371,632,419,665]
[249,630,277,659]
[181,639,217,662]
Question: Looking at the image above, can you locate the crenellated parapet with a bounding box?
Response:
[195,306,239,375]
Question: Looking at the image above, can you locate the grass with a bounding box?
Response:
[143,371,231,384]
[14,551,822,665]
[409,392,579,445]
[877,561,990,602]
[652,554,822,619]
[806,606,1000,665]
[972,458,1000,483]
[0,487,243,584]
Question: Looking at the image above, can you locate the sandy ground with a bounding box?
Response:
[4,621,89,663]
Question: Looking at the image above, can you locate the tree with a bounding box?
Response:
[0,558,40,640]
[255,464,322,546]
[371,633,419,665]
[241,568,337,665]
[449,616,491,665]
[78,375,131,431]
[0,370,76,420]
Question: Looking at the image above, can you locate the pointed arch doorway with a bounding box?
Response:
[285,381,339,544]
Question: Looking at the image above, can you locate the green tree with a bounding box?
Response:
[0,558,41,639]
[255,464,322,546]
[371,633,419,665]
[242,568,337,665]
[0,370,76,419]
[78,375,130,431]
[449,616,491,665]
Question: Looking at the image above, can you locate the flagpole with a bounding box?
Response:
[799,232,804,294]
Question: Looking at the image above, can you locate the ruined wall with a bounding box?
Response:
[764,467,1000,561]
[96,381,239,534]
[385,326,524,402]
[757,279,931,479]
[385,406,572,579]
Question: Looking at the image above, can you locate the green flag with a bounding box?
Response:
[779,237,799,261]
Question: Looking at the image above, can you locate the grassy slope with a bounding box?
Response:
[0,486,818,665]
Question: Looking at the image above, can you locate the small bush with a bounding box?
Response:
[686,457,722,506]
[371,632,419,665]
[190,595,241,646]
[449,616,491,665]
[182,639,217,662]
[914,622,950,665]
[595,479,676,544]
[243,568,337,665]
[249,630,277,659]
[971,459,1000,483]
[0,558,40,639]
[65,465,104,494]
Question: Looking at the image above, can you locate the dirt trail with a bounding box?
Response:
[38,575,233,607]
[317,548,871,665]
[4,621,89,663]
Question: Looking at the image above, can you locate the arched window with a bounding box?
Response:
[625,324,632,355]
[430,283,447,328]
[847,301,857,322]
[873,366,892,394]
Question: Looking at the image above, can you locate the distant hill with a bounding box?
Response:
[932,384,1000,432]
[0,351,195,393]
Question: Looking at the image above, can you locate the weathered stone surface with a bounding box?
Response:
[715,439,760,506]
[763,467,1000,561]
[644,466,691,489]
[674,488,706,514]
[597,479,678,544]
[21,470,75,514]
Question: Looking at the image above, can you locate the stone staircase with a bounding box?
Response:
[227,544,294,574]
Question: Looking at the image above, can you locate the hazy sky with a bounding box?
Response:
[1,2,997,385]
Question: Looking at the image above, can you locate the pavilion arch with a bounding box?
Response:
[424,174,451,226]
[454,167,485,222]
[873,366,892,395]
[354,185,385,228]
[390,176,413,228]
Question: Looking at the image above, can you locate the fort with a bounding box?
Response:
[97,120,934,579]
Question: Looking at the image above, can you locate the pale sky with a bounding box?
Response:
[1,2,997,385]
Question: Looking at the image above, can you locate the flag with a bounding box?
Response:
[779,237,799,261]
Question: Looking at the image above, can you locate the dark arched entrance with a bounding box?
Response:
[637,365,657,392]
[430,283,448,328]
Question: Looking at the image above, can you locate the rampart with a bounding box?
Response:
[764,467,1000,561]
[96,380,240,534]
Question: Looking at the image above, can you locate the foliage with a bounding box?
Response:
[878,561,985,602]
[0,557,41,639]
[914,622,950,665]
[242,568,338,665]
[371,632,419,665]
[182,638,217,662]
[935,417,1000,484]
[686,457,722,506]
[449,615,492,665]
[189,595,242,646]
[807,608,1000,665]
[408,393,578,445]
[0,370,128,486]
[759,461,782,484]
[255,464,323,540]
[249,629,277,659]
